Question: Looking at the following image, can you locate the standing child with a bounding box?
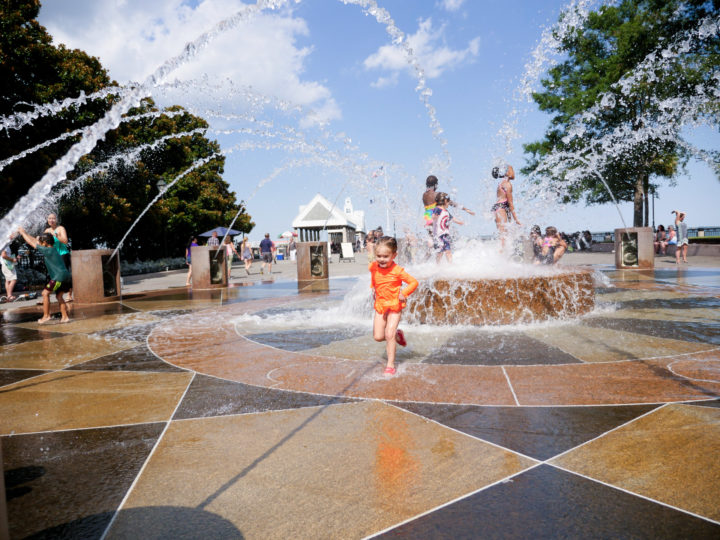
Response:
[1,241,19,302]
[432,192,464,264]
[17,227,71,324]
[369,236,419,376]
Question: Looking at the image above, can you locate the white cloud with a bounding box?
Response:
[363,18,480,85]
[37,0,340,125]
[440,0,466,12]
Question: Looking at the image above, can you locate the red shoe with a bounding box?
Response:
[395,329,407,347]
[384,366,396,375]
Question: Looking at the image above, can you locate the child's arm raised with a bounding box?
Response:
[16,227,38,249]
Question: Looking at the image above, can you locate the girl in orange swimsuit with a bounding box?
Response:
[369,236,419,376]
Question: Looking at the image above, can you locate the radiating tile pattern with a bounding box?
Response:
[551,404,720,521]
[1,268,719,538]
[108,402,537,539]
[2,423,163,539]
[0,370,192,435]
[376,465,720,539]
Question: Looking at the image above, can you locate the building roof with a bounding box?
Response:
[292,193,364,231]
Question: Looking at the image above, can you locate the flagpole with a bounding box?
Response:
[385,168,390,233]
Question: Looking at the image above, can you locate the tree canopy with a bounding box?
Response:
[523,0,720,226]
[1,0,253,260]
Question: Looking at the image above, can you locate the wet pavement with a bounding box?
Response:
[1,253,719,538]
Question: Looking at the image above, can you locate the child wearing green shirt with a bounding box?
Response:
[17,227,71,324]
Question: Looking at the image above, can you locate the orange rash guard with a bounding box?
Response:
[369,261,419,314]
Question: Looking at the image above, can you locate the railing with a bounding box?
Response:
[591,227,719,243]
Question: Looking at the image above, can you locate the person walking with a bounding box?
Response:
[673,211,689,264]
[259,233,275,275]
[185,236,198,286]
[240,237,253,275]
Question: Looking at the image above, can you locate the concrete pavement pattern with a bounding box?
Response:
[1,254,719,538]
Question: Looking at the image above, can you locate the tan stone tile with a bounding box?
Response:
[598,290,696,303]
[506,359,720,406]
[0,334,137,369]
[110,401,537,539]
[0,370,192,435]
[526,325,712,363]
[13,312,160,334]
[551,404,720,521]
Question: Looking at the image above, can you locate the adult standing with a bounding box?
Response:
[288,236,297,261]
[259,233,275,275]
[366,231,376,262]
[223,236,240,280]
[1,241,19,302]
[491,165,521,250]
[674,211,689,264]
[207,230,220,247]
[44,213,72,300]
[240,237,253,275]
[185,236,198,286]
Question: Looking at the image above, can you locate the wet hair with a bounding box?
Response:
[530,225,541,236]
[40,232,55,246]
[657,224,665,231]
[435,191,450,205]
[545,226,558,237]
[426,175,438,188]
[375,236,398,254]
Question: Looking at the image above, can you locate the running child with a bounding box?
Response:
[17,227,71,324]
[369,236,419,376]
[433,192,464,264]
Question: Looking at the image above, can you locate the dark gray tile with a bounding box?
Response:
[378,465,720,539]
[396,402,659,461]
[67,346,185,372]
[0,325,64,347]
[0,369,48,388]
[424,331,581,365]
[3,423,164,539]
[585,317,720,345]
[173,374,358,420]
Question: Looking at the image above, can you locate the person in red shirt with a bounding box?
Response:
[369,236,419,376]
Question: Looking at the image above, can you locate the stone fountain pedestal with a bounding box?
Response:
[614,227,654,269]
[191,246,227,289]
[296,241,329,292]
[406,269,595,326]
[71,249,121,303]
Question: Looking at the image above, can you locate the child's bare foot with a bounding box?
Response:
[59,317,71,324]
[37,317,52,324]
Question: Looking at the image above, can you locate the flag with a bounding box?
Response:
[372,165,384,178]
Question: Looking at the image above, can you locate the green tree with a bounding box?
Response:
[523,0,720,226]
[0,0,113,214]
[58,100,254,260]
[1,0,253,259]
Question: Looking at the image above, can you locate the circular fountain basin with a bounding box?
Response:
[405,268,595,326]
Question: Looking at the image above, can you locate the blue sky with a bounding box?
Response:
[37,0,720,242]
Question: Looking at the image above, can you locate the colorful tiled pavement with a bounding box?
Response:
[2,268,719,538]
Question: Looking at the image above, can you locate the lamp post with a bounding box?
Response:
[156,179,167,259]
